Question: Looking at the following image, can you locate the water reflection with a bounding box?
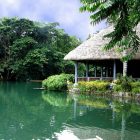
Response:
[0,82,140,140]
[42,91,72,107]
[43,91,140,140]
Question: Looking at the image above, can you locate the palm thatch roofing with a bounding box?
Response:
[64,24,140,61]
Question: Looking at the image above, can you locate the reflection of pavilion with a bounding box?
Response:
[42,92,140,140]
[68,99,140,140]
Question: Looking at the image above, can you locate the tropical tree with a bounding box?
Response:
[80,0,140,61]
[0,17,80,81]
[0,18,37,80]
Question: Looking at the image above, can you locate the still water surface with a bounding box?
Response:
[0,82,140,140]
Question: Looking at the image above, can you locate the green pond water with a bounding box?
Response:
[0,82,140,140]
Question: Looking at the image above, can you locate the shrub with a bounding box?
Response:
[121,80,132,92]
[42,73,74,91]
[131,82,140,94]
[112,80,140,95]
[131,82,140,88]
[132,88,140,94]
[93,81,110,92]
[78,81,110,93]
[116,75,133,92]
[113,85,122,92]
[78,82,87,93]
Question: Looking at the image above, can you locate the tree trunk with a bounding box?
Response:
[123,50,128,76]
[123,61,128,76]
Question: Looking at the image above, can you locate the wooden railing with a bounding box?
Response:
[78,77,113,82]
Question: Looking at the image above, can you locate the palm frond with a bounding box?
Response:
[80,0,140,60]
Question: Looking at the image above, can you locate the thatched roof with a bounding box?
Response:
[64,24,140,61]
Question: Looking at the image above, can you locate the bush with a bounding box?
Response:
[42,73,74,91]
[132,88,140,94]
[112,75,140,94]
[113,85,122,92]
[121,80,132,92]
[78,81,110,93]
[131,82,140,88]
[94,81,110,92]
[131,82,140,94]
[116,75,132,92]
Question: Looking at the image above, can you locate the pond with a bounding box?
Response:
[0,82,140,140]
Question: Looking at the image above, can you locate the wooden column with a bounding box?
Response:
[94,65,97,77]
[86,62,89,81]
[106,67,108,77]
[113,60,116,80]
[74,62,78,83]
[101,66,103,80]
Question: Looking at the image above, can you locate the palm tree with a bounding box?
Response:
[80,0,140,61]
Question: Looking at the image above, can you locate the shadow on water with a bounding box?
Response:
[0,82,140,140]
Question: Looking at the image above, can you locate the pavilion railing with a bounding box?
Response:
[78,77,113,82]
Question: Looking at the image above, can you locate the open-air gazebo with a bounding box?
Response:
[64,24,140,83]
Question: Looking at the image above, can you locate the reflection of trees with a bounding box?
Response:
[67,94,140,140]
[69,94,109,109]
[110,100,140,140]
[42,91,72,107]
[0,82,73,139]
[0,82,52,139]
[1,82,140,140]
[113,102,131,140]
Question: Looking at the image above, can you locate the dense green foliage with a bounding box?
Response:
[113,81,140,94]
[0,17,80,81]
[131,82,140,93]
[69,75,140,95]
[78,81,110,93]
[111,75,140,94]
[42,73,74,91]
[80,0,140,60]
[115,75,133,92]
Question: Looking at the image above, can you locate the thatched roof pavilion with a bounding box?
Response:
[64,24,140,83]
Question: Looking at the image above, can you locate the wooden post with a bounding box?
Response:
[86,62,89,81]
[94,65,97,77]
[106,67,108,77]
[74,62,78,83]
[101,66,103,80]
[113,60,116,80]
